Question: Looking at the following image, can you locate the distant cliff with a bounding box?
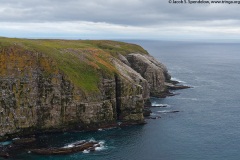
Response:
[0,38,171,140]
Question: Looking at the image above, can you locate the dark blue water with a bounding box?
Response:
[1,41,240,160]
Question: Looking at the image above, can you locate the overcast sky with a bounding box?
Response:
[1,0,240,41]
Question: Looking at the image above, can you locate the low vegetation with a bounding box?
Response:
[0,37,148,93]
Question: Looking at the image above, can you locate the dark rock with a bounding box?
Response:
[167,92,180,97]
[88,144,100,151]
[31,142,98,155]
[167,80,179,85]
[143,108,152,117]
[0,152,9,159]
[165,82,191,90]
[158,110,180,113]
[144,99,152,108]
[145,116,161,119]
[168,85,191,90]
[0,145,9,159]
[67,140,86,146]
[0,136,39,158]
[118,121,147,127]
[12,137,36,145]
[170,110,180,113]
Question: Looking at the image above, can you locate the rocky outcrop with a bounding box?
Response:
[31,140,99,155]
[112,58,149,122]
[0,38,174,141]
[126,53,171,97]
[165,82,191,90]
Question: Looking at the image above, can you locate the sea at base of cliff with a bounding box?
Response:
[2,40,240,160]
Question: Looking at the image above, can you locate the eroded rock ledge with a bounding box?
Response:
[0,38,182,142]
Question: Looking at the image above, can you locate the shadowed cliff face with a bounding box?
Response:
[0,38,170,140]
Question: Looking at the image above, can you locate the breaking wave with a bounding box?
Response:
[151,102,170,107]
[171,77,186,84]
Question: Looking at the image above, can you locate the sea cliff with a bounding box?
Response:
[0,38,173,141]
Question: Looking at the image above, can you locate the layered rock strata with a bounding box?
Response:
[0,38,173,140]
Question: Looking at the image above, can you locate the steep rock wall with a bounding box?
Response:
[126,53,171,97]
[0,45,148,140]
[0,38,173,141]
[112,58,149,122]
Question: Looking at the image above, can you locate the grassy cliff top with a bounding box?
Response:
[0,37,148,93]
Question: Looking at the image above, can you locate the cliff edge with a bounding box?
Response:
[0,38,172,140]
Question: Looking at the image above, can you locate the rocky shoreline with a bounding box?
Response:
[0,122,147,158]
[0,38,191,159]
[0,41,171,141]
[0,137,105,158]
[143,81,191,119]
[0,80,190,159]
[30,139,104,155]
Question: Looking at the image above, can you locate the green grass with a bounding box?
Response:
[82,40,149,56]
[0,37,148,93]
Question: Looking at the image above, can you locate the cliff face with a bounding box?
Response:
[126,53,171,97]
[0,38,170,140]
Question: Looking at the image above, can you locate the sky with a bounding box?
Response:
[1,0,240,41]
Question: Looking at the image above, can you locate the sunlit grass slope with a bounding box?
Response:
[0,37,148,92]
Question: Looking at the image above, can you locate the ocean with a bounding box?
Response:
[1,40,240,160]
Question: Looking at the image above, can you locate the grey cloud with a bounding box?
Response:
[0,0,240,27]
